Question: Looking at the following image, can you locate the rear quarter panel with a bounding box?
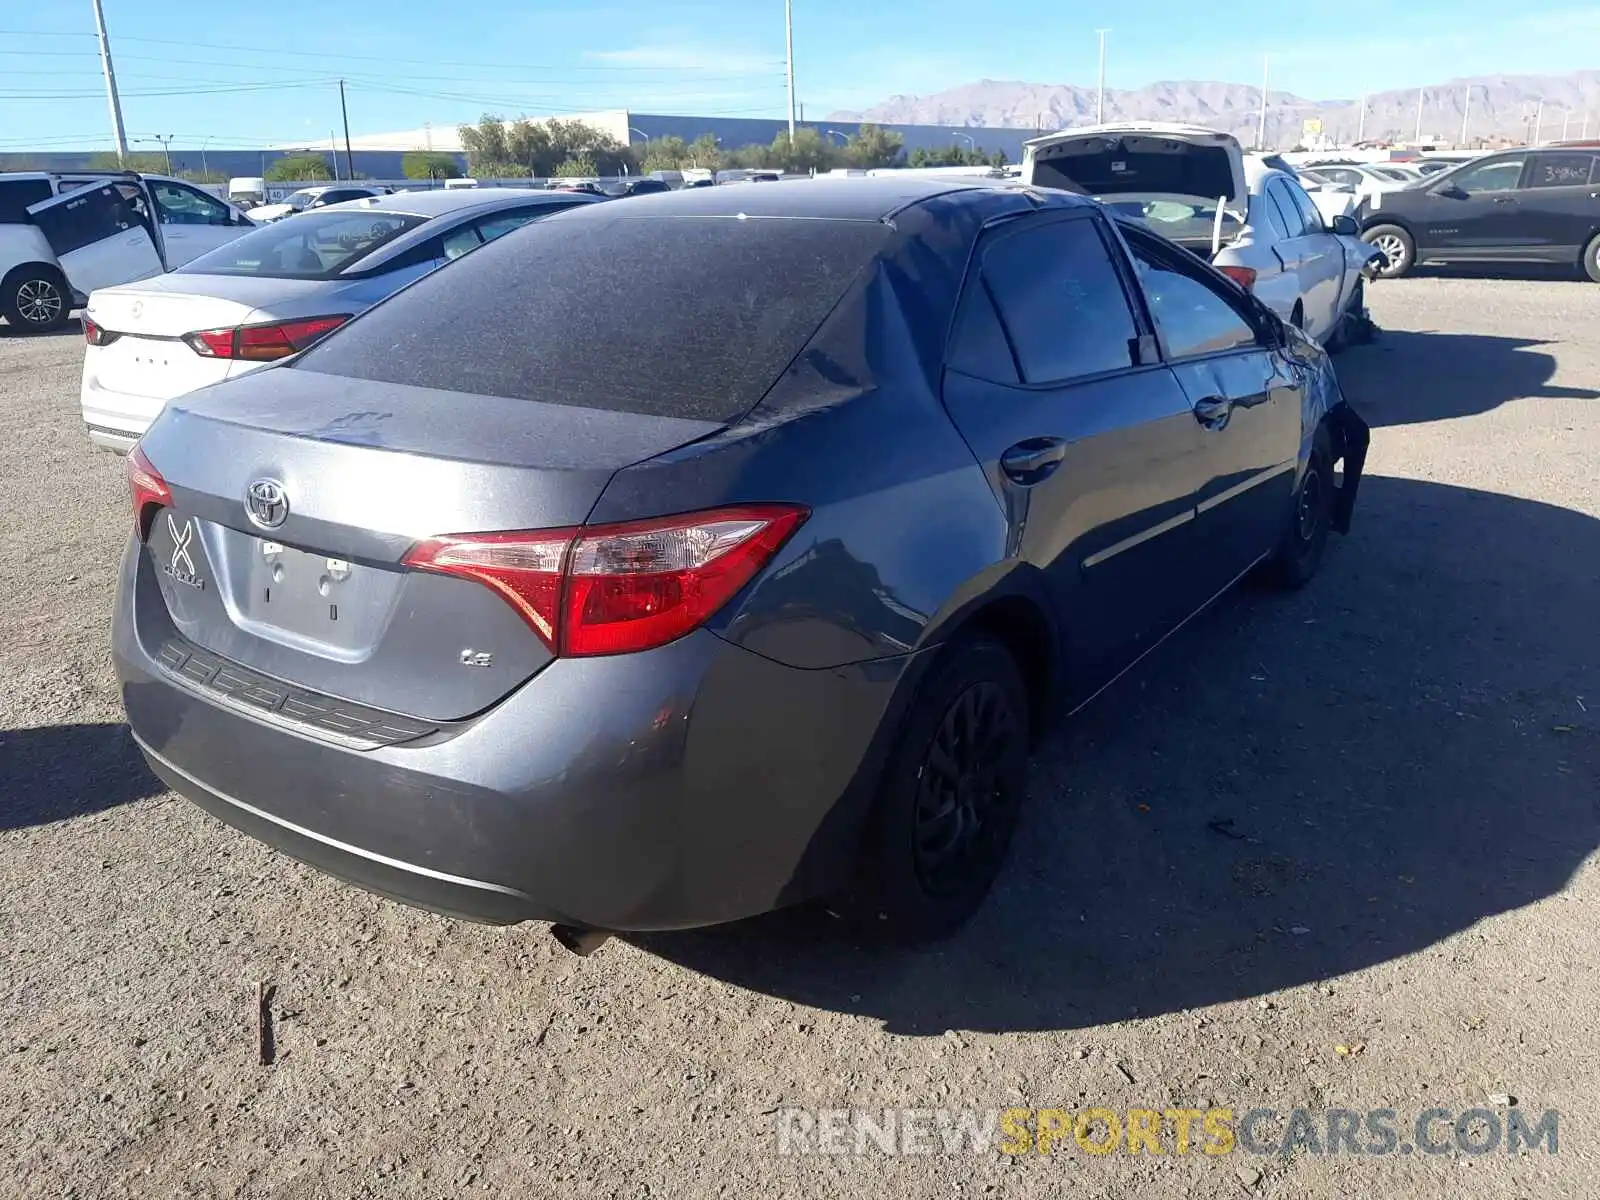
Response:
[588,266,1011,670]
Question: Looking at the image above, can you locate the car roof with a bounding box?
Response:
[319,187,598,219]
[556,175,1095,221]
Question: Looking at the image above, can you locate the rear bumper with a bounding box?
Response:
[114,538,917,930]
[80,375,165,453]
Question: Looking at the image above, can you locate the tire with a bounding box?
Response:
[1362,224,1414,279]
[1581,234,1600,283]
[1265,424,1335,590]
[837,635,1030,942]
[1,266,71,334]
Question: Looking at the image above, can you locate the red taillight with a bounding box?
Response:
[184,314,349,361]
[1218,264,1257,291]
[403,505,809,656]
[127,444,171,538]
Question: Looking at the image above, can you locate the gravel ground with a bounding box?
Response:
[1,271,1597,1199]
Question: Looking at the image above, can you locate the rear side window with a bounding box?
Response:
[980,216,1138,385]
[1281,180,1326,234]
[0,178,53,224]
[26,183,142,255]
[1526,153,1599,188]
[1124,232,1258,360]
[947,282,1018,384]
[298,213,889,423]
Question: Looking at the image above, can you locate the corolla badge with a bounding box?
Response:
[245,478,289,529]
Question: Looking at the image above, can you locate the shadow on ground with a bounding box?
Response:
[1332,328,1599,427]
[637,477,1600,1033]
[0,722,164,831]
[0,317,82,339]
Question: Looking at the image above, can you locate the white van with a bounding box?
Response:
[227,176,267,208]
[0,171,255,333]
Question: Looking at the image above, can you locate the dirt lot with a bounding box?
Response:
[2,272,1597,1199]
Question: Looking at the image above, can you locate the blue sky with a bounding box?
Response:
[3,0,1597,150]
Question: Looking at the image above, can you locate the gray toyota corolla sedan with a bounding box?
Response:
[115,177,1369,944]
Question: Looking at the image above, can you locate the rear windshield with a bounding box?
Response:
[176,210,425,279]
[296,213,889,423]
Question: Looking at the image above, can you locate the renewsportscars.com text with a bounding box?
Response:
[775,1106,1558,1158]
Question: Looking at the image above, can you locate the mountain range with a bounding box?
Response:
[829,71,1600,147]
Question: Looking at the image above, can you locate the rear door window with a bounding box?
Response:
[27,182,143,256]
[979,215,1139,385]
[175,209,424,278]
[1450,156,1527,194]
[297,213,890,423]
[1281,180,1326,234]
[947,281,1019,385]
[1264,181,1304,237]
[1124,230,1260,360]
[1526,153,1600,188]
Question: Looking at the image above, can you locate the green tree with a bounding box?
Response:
[768,128,838,173]
[264,154,334,181]
[686,134,722,171]
[641,135,691,172]
[401,151,462,180]
[458,113,513,172]
[553,156,597,178]
[845,124,903,169]
[724,143,774,170]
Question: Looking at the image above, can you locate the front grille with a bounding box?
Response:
[155,638,437,749]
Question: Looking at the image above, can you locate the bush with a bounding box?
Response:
[264,154,334,182]
[402,151,462,180]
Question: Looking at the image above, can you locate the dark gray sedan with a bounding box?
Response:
[114,178,1368,944]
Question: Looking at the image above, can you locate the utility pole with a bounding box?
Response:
[1413,86,1424,143]
[1534,100,1544,143]
[1095,29,1109,123]
[1256,55,1269,150]
[1356,92,1366,143]
[154,133,173,173]
[339,79,356,181]
[330,132,340,181]
[90,0,129,164]
[784,0,797,143]
[1460,87,1472,148]
[1584,112,1591,138]
[1561,111,1571,139]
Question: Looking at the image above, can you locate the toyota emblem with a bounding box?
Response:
[245,478,289,529]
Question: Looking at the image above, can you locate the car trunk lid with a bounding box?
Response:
[1023,123,1249,255]
[134,365,725,722]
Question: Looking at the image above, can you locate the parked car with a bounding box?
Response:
[247,186,391,224]
[115,178,1367,944]
[1022,123,1381,348]
[1360,147,1600,279]
[614,178,673,198]
[1296,161,1415,201]
[549,181,608,197]
[79,189,599,452]
[0,171,256,333]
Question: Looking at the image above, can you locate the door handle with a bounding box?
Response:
[999,437,1068,483]
[1491,196,1516,205]
[1193,395,1233,429]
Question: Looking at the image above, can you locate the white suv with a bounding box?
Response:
[0,172,256,333]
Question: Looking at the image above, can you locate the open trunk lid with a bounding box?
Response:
[1023,123,1247,202]
[134,365,724,723]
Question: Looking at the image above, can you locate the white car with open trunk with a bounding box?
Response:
[1022,123,1381,348]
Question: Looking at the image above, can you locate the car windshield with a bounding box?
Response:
[175,209,426,279]
[282,189,323,210]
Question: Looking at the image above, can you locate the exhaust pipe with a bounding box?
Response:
[550,924,612,957]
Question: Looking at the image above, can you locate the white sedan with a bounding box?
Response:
[1022,123,1381,347]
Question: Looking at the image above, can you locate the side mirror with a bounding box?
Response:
[1434,183,1466,199]
[1330,213,1359,237]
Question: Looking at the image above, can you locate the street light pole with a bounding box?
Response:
[1534,100,1544,143]
[338,79,355,182]
[952,132,976,151]
[1414,86,1424,143]
[784,0,797,143]
[1095,29,1109,123]
[90,0,129,164]
[1256,55,1269,150]
[156,133,173,174]
[1460,87,1472,148]
[1356,92,1366,143]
